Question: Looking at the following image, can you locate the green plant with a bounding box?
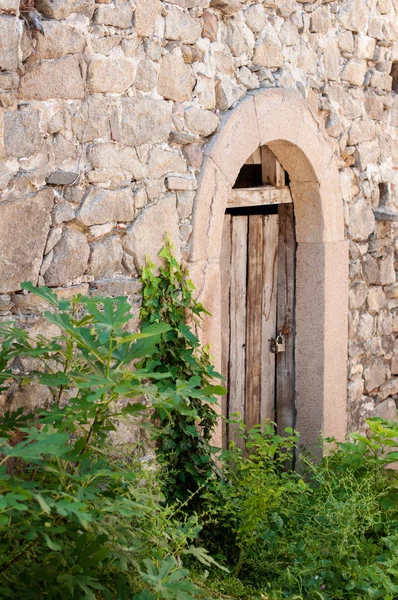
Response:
[0,283,218,599]
[198,417,398,600]
[140,239,225,508]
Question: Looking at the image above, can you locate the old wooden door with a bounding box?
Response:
[220,148,296,447]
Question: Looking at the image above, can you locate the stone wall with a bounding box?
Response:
[0,0,397,430]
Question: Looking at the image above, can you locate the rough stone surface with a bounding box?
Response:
[123,195,181,270]
[134,0,162,37]
[4,107,42,158]
[88,235,123,278]
[76,187,135,226]
[164,6,202,44]
[120,96,172,146]
[0,0,397,436]
[0,15,18,71]
[19,56,85,100]
[93,2,133,28]
[88,56,138,94]
[0,190,53,293]
[44,227,90,287]
[35,21,86,59]
[34,0,95,20]
[157,53,195,102]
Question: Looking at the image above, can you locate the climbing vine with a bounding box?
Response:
[140,238,224,509]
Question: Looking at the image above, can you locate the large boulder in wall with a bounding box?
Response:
[0,189,53,293]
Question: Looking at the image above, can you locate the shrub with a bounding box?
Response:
[0,283,220,599]
[140,239,224,509]
[199,417,398,600]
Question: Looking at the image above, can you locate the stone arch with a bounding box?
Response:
[188,88,349,451]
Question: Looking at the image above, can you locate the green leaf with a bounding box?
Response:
[43,532,62,551]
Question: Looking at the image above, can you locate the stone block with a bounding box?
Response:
[210,0,243,14]
[90,277,142,298]
[378,378,398,402]
[215,77,245,111]
[349,281,368,309]
[88,235,123,278]
[157,53,195,103]
[134,0,162,37]
[165,5,201,44]
[226,20,249,57]
[380,252,396,285]
[196,75,216,109]
[364,358,388,393]
[52,201,75,225]
[148,147,186,179]
[184,107,219,137]
[35,21,85,59]
[46,171,79,186]
[355,35,376,60]
[310,6,332,33]
[4,106,42,159]
[121,96,172,146]
[134,59,158,92]
[123,194,181,271]
[370,70,392,91]
[367,286,387,312]
[341,59,367,86]
[337,0,367,33]
[357,312,374,341]
[0,15,18,71]
[0,189,53,293]
[93,2,133,28]
[72,97,110,143]
[167,0,208,5]
[87,56,137,94]
[0,0,19,13]
[253,26,283,68]
[244,4,266,33]
[88,143,148,180]
[19,56,85,100]
[392,339,398,374]
[348,198,375,241]
[34,0,95,20]
[76,187,135,227]
[167,176,197,191]
[203,9,218,41]
[44,227,90,287]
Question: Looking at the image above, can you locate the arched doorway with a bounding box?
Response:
[188,88,349,452]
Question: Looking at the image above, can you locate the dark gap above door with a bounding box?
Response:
[225,204,279,216]
[233,164,263,188]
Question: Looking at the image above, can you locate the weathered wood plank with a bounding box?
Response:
[260,146,286,187]
[245,147,262,165]
[220,214,232,447]
[245,215,264,432]
[276,203,296,435]
[228,186,292,208]
[228,215,248,449]
[260,214,279,424]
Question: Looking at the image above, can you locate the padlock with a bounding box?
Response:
[276,332,285,352]
[270,332,285,353]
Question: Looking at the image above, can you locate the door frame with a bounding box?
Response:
[188,88,349,453]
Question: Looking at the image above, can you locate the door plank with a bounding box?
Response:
[228,215,248,448]
[276,204,296,435]
[228,186,292,208]
[261,146,286,187]
[260,214,279,424]
[245,147,262,165]
[220,214,232,447]
[245,215,264,432]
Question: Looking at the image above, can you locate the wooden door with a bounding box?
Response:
[220,204,295,446]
